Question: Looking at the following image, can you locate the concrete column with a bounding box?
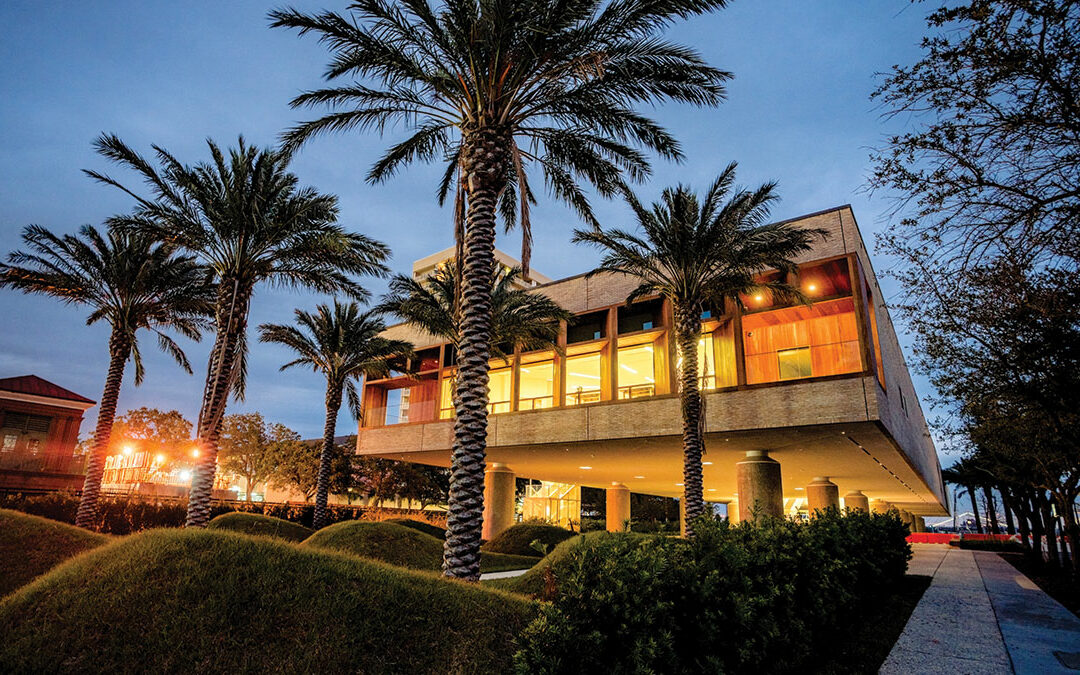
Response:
[718,499,738,524]
[843,490,870,513]
[606,483,631,532]
[481,463,516,540]
[806,477,840,514]
[736,450,783,521]
[871,500,892,514]
[898,509,915,531]
[915,515,926,533]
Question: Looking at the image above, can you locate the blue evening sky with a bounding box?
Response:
[0,1,951,459]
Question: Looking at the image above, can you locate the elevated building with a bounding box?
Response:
[355,206,946,538]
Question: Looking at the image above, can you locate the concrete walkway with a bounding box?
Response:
[881,544,1080,674]
[478,568,529,581]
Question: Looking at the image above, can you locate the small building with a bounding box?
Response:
[0,375,95,491]
[355,206,947,538]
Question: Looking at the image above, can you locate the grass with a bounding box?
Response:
[809,575,932,673]
[386,518,446,540]
[0,509,108,596]
[0,528,535,673]
[482,521,575,557]
[207,512,313,542]
[302,520,539,573]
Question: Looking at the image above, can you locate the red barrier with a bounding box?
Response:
[961,533,1017,542]
[907,533,955,544]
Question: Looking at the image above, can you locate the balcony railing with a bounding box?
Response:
[617,383,656,400]
[565,389,602,406]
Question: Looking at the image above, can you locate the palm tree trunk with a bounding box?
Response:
[442,126,509,582]
[74,330,131,530]
[1000,490,1017,536]
[313,381,343,530]
[984,486,1000,534]
[1040,494,1061,568]
[969,488,983,533]
[186,281,252,528]
[674,306,705,537]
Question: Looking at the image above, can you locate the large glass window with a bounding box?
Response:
[742,297,862,384]
[518,357,554,411]
[617,344,656,399]
[565,352,602,405]
[488,367,512,414]
[567,311,607,344]
[383,387,410,424]
[439,373,455,419]
[618,299,663,333]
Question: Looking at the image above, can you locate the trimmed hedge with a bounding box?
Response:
[0,492,445,535]
[512,509,911,674]
[482,521,576,556]
[207,512,313,542]
[387,518,447,539]
[303,520,540,573]
[0,509,108,596]
[0,529,534,673]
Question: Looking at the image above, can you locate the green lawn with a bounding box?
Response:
[207,512,313,542]
[0,528,535,673]
[303,520,539,573]
[0,509,109,596]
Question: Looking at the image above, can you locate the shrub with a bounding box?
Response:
[513,510,911,674]
[0,529,534,672]
[491,531,647,596]
[207,512,312,542]
[304,520,539,574]
[0,509,108,596]
[0,492,446,535]
[387,518,447,539]
[482,520,576,556]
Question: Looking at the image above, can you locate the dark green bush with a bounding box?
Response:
[207,512,312,542]
[513,509,911,674]
[483,520,576,556]
[0,492,445,535]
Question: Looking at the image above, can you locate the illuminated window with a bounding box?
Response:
[743,297,862,385]
[518,358,554,410]
[488,367,512,414]
[565,353,602,405]
[697,335,717,389]
[799,259,853,298]
[439,374,455,419]
[617,344,656,399]
[777,347,812,380]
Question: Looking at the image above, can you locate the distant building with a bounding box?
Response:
[0,375,95,491]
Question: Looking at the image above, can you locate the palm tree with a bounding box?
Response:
[259,301,412,529]
[271,0,731,580]
[86,135,390,528]
[0,224,213,529]
[377,262,570,360]
[573,164,824,536]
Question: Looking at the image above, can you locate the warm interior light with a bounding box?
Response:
[633,475,645,479]
[807,283,817,292]
[754,294,764,302]
[191,448,200,458]
[155,454,165,464]
[675,483,684,487]
[579,465,592,470]
[702,461,713,466]
[179,470,192,481]
[121,445,134,456]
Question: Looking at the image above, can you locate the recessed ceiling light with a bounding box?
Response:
[675,483,683,487]
[579,466,592,470]
[633,475,645,479]
[702,461,713,466]
[794,487,804,490]
[707,488,717,492]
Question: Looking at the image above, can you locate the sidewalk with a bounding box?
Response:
[880,544,1080,674]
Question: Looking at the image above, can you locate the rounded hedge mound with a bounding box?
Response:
[304,520,540,574]
[0,529,534,673]
[0,509,108,596]
[385,518,447,540]
[207,512,312,542]
[481,521,576,556]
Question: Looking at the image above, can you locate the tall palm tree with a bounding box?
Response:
[259,301,412,529]
[377,262,571,360]
[271,0,731,580]
[0,224,213,529]
[942,459,984,533]
[573,164,824,536]
[86,135,390,528]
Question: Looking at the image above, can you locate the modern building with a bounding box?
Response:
[0,375,95,491]
[355,205,947,538]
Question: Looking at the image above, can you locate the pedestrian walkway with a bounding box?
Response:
[880,544,1080,674]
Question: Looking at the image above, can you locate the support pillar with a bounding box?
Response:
[806,477,840,514]
[914,515,926,533]
[843,490,870,513]
[898,509,915,531]
[606,483,631,532]
[719,499,738,524]
[871,500,892,515]
[736,450,783,521]
[482,463,516,541]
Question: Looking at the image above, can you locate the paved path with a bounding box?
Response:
[881,544,1080,674]
[478,568,529,581]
